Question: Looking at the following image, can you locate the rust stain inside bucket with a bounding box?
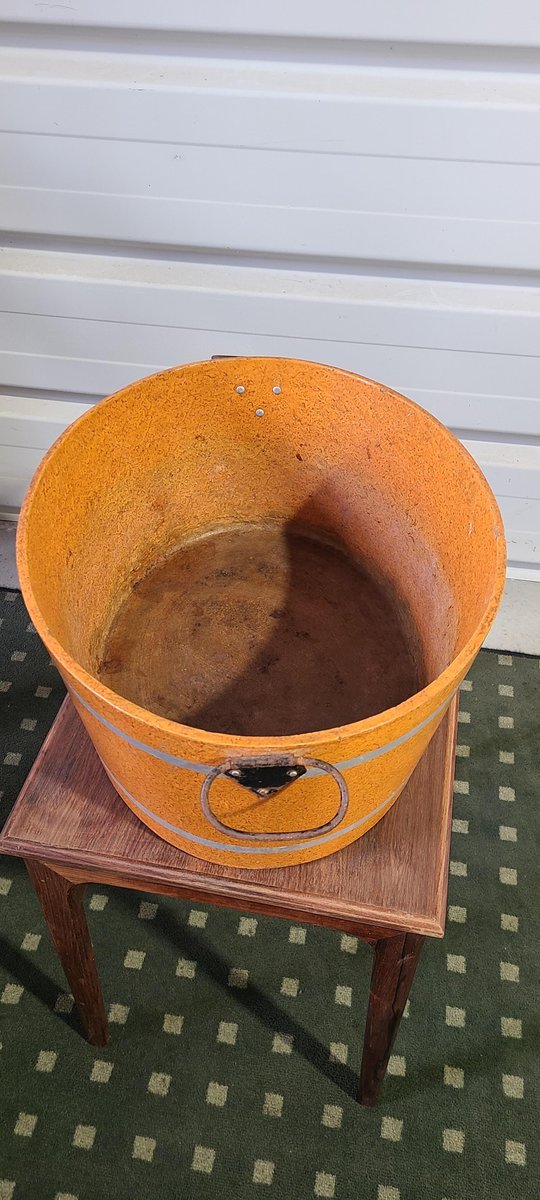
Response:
[98,523,425,737]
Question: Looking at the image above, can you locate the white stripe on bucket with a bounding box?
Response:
[102,762,409,855]
[70,684,456,777]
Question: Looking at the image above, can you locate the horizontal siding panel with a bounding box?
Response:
[4,135,540,223]
[1,50,539,167]
[0,444,44,487]
[0,394,90,508]
[0,476,28,512]
[3,250,540,356]
[2,135,540,270]
[3,253,540,444]
[461,440,540,501]
[0,395,91,447]
[2,308,540,423]
[3,1,540,46]
[413,392,540,440]
[497,498,540,567]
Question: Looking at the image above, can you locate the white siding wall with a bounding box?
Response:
[1,2,539,583]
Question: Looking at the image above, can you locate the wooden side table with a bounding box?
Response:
[0,697,457,1105]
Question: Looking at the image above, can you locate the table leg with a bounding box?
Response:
[359,931,424,1105]
[25,859,109,1046]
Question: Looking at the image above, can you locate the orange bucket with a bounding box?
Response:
[17,358,505,868]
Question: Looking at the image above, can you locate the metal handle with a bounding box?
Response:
[199,755,349,843]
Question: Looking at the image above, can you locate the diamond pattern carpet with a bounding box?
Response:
[0,587,538,1200]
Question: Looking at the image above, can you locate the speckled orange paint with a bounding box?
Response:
[17,358,506,868]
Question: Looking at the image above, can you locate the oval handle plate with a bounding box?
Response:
[199,756,349,843]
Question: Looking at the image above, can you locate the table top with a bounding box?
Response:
[0,697,457,937]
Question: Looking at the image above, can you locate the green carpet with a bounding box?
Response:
[0,586,538,1200]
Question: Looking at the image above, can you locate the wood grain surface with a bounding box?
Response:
[359,932,425,1104]
[25,858,109,1046]
[0,697,457,937]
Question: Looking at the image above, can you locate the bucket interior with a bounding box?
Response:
[97,521,425,736]
[20,358,503,738]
